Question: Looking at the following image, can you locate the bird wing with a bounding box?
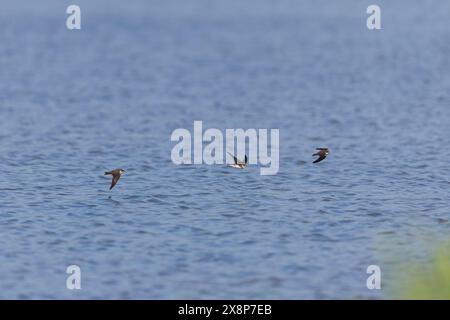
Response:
[313,155,326,163]
[227,152,238,164]
[110,174,121,190]
[244,155,248,164]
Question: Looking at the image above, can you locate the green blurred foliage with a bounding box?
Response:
[397,246,450,299]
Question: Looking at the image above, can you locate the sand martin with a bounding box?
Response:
[104,169,125,190]
[313,148,329,163]
[227,152,248,169]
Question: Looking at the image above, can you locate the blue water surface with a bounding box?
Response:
[0,0,449,299]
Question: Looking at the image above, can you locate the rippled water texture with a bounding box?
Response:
[0,0,449,299]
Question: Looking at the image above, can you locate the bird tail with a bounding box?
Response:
[104,171,111,175]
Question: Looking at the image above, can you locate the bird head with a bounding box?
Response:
[119,169,126,174]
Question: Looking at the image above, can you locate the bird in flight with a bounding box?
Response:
[227,152,248,169]
[104,169,126,190]
[312,148,329,163]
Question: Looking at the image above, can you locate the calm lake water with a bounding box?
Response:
[0,0,449,299]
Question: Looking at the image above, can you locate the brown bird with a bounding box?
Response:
[104,169,126,190]
[227,152,248,169]
[313,148,329,163]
